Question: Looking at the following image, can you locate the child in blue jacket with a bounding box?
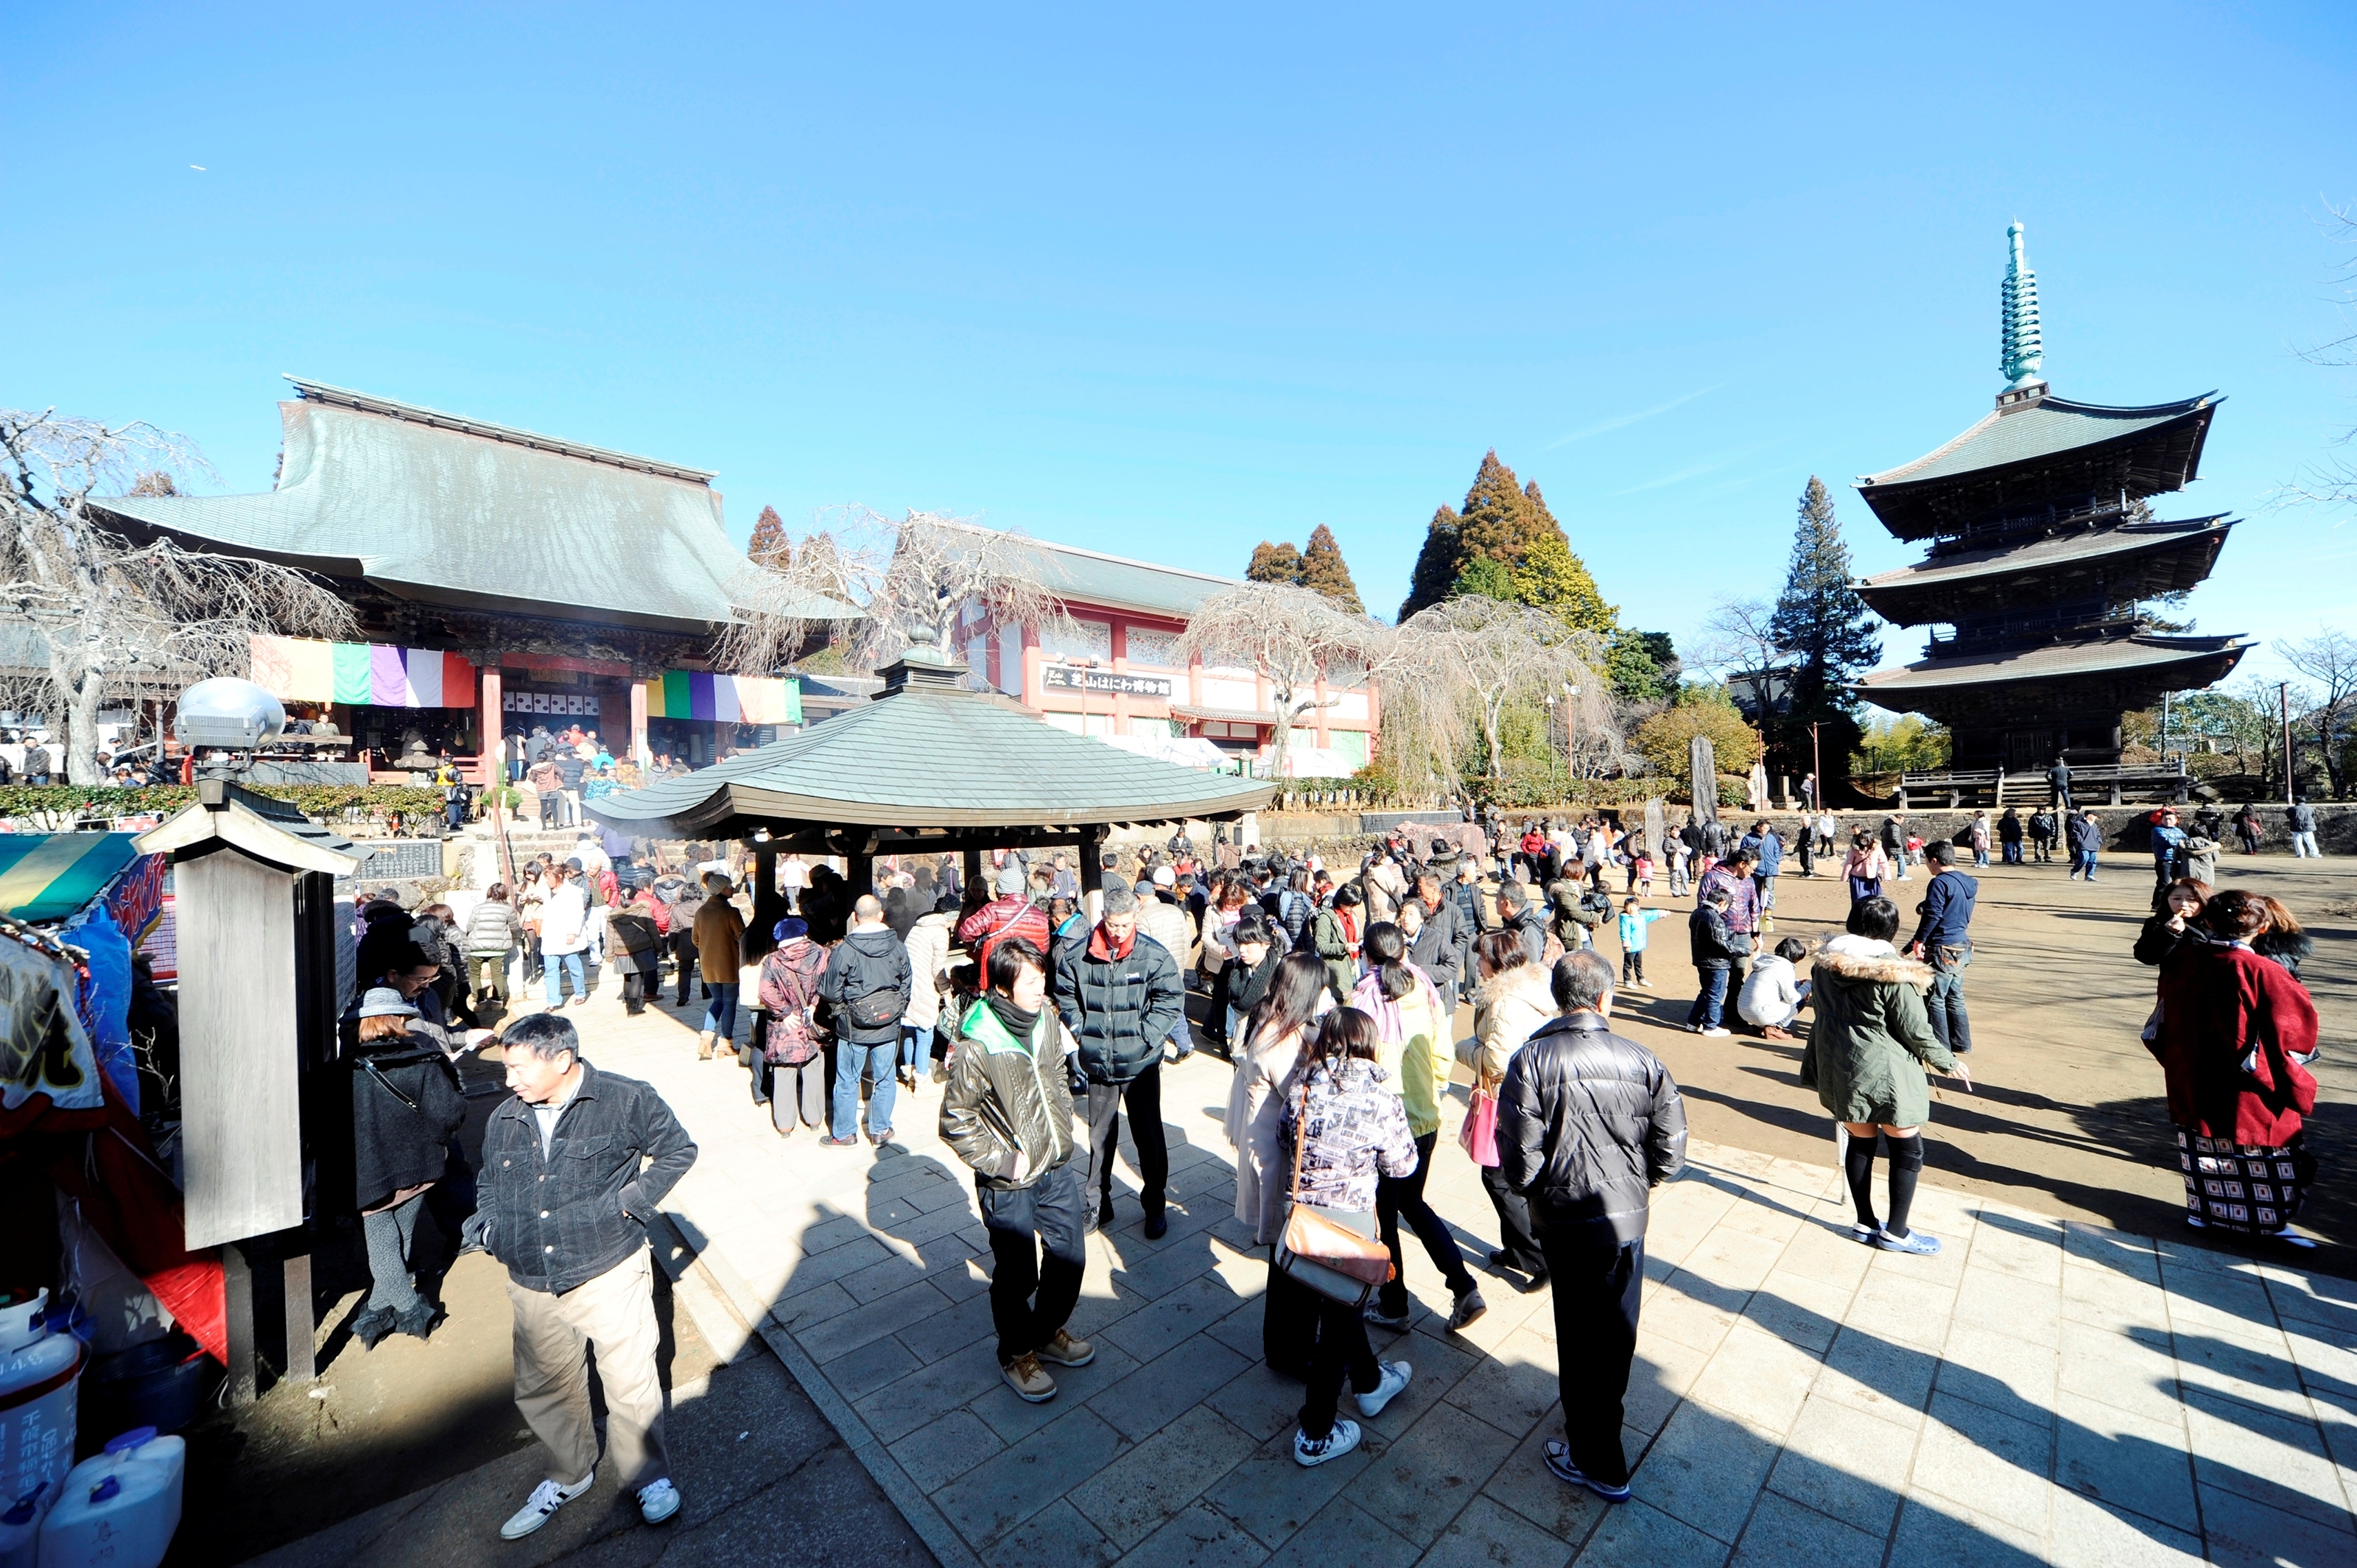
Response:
[1617,898,1667,987]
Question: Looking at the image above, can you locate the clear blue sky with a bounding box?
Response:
[10,3,2353,688]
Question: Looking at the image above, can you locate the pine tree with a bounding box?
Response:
[1767,477,1881,714]
[1451,557,1517,602]
[1512,530,1616,633]
[748,504,793,569]
[1295,524,1363,614]
[1398,504,1464,620]
[1454,451,1544,566]
[1246,541,1302,584]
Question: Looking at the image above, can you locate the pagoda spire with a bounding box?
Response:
[2001,221,2045,391]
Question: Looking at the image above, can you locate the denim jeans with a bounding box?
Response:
[543,950,586,1005]
[1687,968,1729,1030]
[2002,843,2023,864]
[832,1038,898,1139]
[899,1024,926,1076]
[703,982,740,1044]
[2292,831,2321,858]
[2070,851,2098,879]
[1925,964,1972,1055]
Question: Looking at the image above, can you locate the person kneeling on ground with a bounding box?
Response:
[1737,937,1812,1041]
[470,1010,697,1541]
[939,937,1097,1404]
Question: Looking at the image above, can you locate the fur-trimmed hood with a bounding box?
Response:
[1812,935,1933,990]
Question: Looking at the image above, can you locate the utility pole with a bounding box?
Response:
[2280,681,2294,806]
[1810,721,1823,811]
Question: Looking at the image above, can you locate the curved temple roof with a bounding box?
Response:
[587,655,1275,843]
[1856,633,2249,701]
[1856,516,2233,626]
[91,379,857,636]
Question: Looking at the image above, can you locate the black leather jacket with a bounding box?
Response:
[1497,1013,1687,1245]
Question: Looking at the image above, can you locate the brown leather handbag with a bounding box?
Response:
[1273,1074,1396,1306]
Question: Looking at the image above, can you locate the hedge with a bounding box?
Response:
[0,783,447,826]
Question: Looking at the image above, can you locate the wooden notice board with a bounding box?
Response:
[178,848,304,1249]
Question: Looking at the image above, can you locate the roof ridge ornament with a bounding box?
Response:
[2001,222,2046,395]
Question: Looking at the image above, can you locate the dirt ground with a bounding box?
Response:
[1548,848,2356,1270]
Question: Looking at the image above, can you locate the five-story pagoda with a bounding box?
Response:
[1852,225,2249,776]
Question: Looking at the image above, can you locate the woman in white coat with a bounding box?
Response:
[1223,951,1332,1377]
[1469,929,1557,1285]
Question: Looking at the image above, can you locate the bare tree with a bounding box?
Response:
[1394,596,1609,784]
[1173,582,1390,780]
[1,408,354,784]
[1690,596,1789,720]
[2280,203,2357,513]
[717,507,1075,681]
[2278,627,2357,796]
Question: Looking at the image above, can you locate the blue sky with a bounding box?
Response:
[9,3,2354,688]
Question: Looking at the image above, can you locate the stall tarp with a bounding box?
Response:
[0,938,102,1128]
[0,834,144,924]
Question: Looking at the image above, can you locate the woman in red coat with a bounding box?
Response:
[2156,889,2322,1246]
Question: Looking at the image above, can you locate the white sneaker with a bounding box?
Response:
[1293,1418,1362,1467]
[1701,1027,1732,1038]
[500,1472,595,1539]
[638,1478,681,1524]
[1357,1360,1413,1418]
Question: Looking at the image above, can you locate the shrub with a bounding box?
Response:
[1632,689,1763,778]
[0,783,447,826]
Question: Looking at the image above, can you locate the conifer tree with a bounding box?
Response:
[1295,524,1363,614]
[1765,476,1880,782]
[1454,450,1543,566]
[1246,541,1302,584]
[1512,530,1615,633]
[1451,557,1517,602]
[1398,504,1464,620]
[748,504,793,569]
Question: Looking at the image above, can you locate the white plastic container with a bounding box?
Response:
[1,1292,82,1562]
[35,1428,183,1568]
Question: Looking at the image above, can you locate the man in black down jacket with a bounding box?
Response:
[1499,949,1686,1506]
[819,894,914,1147]
[466,1011,697,1540]
[1054,885,1187,1238]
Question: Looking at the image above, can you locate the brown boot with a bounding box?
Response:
[1002,1351,1056,1403]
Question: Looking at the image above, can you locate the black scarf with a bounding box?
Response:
[986,992,1040,1046]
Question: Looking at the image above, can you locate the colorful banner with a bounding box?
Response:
[642,672,798,725]
[250,636,476,708]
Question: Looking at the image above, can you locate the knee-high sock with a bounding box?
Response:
[1844,1131,1880,1229]
[1886,1133,1925,1239]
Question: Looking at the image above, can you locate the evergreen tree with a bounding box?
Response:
[1246,541,1302,584]
[1454,450,1544,566]
[1295,524,1363,614]
[748,504,793,569]
[1512,530,1615,633]
[1451,556,1517,602]
[1606,628,1672,704]
[1765,476,1880,782]
[1399,504,1464,620]
[1767,477,1880,714]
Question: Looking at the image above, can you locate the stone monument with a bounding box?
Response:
[1690,735,1718,826]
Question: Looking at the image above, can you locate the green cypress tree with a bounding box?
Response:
[1246,541,1302,584]
[1295,524,1363,614]
[1450,556,1517,602]
[1512,529,1615,633]
[1766,476,1881,778]
[1398,504,1464,620]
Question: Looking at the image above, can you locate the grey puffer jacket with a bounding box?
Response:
[463,899,524,957]
[1497,1013,1687,1244]
[820,926,913,1046]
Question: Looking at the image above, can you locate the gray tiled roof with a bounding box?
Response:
[940,521,1245,620]
[1859,516,2231,591]
[90,382,857,636]
[1858,393,2214,489]
[587,681,1274,837]
[1857,633,2249,695]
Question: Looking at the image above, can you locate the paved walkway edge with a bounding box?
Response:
[651,1209,980,1568]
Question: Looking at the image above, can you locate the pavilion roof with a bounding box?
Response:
[586,652,1275,845]
[89,379,859,638]
[1855,390,2219,540]
[933,520,1246,622]
[1856,516,2233,626]
[1855,633,2250,701]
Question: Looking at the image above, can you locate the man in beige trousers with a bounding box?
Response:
[463,1011,698,1541]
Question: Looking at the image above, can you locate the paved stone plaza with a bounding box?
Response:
[576,991,2357,1568]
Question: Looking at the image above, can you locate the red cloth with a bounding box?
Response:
[1088,923,1135,963]
[2157,943,2319,1147]
[957,897,1053,971]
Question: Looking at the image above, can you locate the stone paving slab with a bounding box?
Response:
[568,985,2357,1567]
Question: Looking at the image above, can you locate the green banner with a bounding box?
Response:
[331,642,374,705]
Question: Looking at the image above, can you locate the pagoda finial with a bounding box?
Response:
[2001,221,2045,391]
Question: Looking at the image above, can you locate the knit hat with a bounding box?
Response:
[356,986,418,1020]
[996,864,1026,896]
[773,916,809,942]
[1151,865,1176,888]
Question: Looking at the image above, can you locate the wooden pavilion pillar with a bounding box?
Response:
[477,664,502,787]
[630,678,651,769]
[961,845,983,903]
[1078,823,1106,924]
[748,840,787,960]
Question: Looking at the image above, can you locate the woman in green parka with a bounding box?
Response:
[1799,896,1972,1257]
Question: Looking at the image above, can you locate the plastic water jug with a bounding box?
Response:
[35,1428,183,1568]
[0,1293,82,1563]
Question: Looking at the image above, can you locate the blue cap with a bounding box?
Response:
[102,1427,157,1455]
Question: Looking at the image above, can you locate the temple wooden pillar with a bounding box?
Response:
[477,665,502,787]
[961,845,983,903]
[630,678,651,768]
[747,840,787,960]
[1078,823,1106,923]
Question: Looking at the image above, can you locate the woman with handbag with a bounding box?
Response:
[757,918,832,1136]
[1469,929,1554,1287]
[1276,1007,1419,1466]
[1223,952,1330,1376]
[1353,924,1485,1334]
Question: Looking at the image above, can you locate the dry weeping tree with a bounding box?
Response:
[1394,596,1615,782]
[1173,582,1390,779]
[0,408,354,784]
[717,506,1076,681]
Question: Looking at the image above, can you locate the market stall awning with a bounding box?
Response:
[587,650,1275,848]
[0,833,147,924]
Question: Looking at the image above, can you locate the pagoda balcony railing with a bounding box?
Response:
[1924,496,2130,553]
[1925,612,2134,656]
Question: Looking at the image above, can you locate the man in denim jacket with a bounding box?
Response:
[466,1012,697,1541]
